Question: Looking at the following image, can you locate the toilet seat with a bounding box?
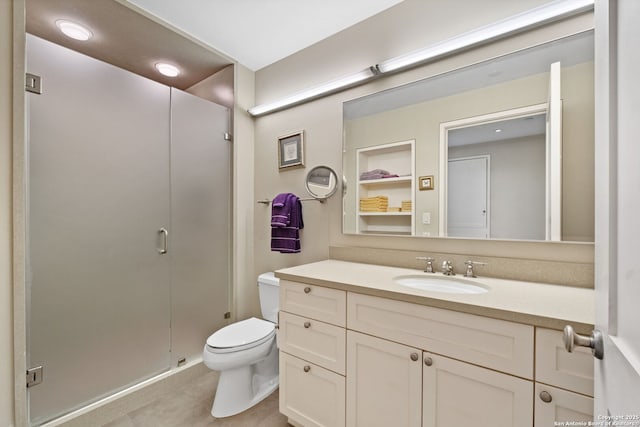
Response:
[206,317,275,354]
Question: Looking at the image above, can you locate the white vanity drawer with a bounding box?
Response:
[535,328,594,396]
[280,352,346,427]
[280,280,346,327]
[279,311,346,375]
[347,292,534,378]
[534,383,593,426]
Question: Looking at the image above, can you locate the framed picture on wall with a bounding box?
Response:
[277,131,305,170]
[419,175,434,190]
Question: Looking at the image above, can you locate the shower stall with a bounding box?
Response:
[26,34,231,425]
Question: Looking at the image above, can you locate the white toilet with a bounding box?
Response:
[203,272,280,418]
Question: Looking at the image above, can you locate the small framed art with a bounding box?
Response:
[419,175,434,191]
[278,131,305,170]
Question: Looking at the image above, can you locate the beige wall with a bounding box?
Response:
[186,65,234,108]
[252,102,341,301]
[1,0,16,425]
[255,0,554,103]
[233,63,260,320]
[253,0,595,284]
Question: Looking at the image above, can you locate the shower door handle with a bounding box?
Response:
[158,228,169,254]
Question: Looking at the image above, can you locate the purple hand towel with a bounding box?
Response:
[271,192,292,227]
[271,193,304,253]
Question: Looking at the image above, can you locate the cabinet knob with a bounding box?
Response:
[424,357,433,366]
[303,365,311,373]
[410,352,419,361]
[304,287,311,294]
[303,321,311,328]
[539,391,553,403]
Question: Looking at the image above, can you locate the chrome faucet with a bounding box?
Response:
[441,260,455,276]
[463,260,487,278]
[416,256,435,273]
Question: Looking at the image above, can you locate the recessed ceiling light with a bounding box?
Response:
[495,129,503,133]
[155,63,180,77]
[56,20,93,41]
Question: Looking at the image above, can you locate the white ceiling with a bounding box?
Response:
[448,114,546,147]
[125,0,405,71]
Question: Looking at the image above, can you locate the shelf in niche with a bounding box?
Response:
[358,212,412,216]
[360,224,412,234]
[355,139,415,236]
[359,176,412,186]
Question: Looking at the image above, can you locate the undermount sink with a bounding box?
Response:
[393,275,489,294]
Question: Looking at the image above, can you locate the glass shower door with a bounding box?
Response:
[26,34,171,424]
[170,88,231,365]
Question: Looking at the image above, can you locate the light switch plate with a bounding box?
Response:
[422,212,431,224]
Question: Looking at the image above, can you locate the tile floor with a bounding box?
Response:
[103,371,289,427]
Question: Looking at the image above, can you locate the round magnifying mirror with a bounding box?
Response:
[305,165,338,200]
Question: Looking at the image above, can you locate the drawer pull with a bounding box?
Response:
[303,321,311,328]
[303,365,311,373]
[539,391,553,403]
[410,352,419,361]
[424,357,433,366]
[304,287,311,294]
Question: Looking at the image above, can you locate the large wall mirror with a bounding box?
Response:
[342,31,594,242]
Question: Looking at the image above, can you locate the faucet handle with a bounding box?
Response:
[416,256,435,273]
[464,260,487,278]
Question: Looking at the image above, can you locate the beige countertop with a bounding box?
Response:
[275,259,594,333]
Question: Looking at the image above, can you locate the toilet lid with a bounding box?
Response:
[206,317,275,349]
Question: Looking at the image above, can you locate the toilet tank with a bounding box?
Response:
[258,272,280,323]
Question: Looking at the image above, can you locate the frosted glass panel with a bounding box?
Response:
[170,88,231,365]
[27,35,171,424]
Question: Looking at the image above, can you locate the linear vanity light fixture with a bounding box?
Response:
[248,0,593,117]
[377,0,594,73]
[248,66,379,117]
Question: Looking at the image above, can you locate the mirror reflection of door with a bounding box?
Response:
[445,111,547,240]
[447,156,489,238]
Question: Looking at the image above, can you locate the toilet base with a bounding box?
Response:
[210,345,279,418]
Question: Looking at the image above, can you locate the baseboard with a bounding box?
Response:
[41,359,209,427]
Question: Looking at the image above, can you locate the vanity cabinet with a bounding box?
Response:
[422,351,533,427]
[355,140,415,235]
[278,281,347,427]
[278,279,594,427]
[346,293,534,427]
[347,292,534,378]
[534,328,594,425]
[346,330,532,427]
[346,331,422,427]
[280,352,345,427]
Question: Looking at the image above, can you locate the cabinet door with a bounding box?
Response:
[534,383,593,426]
[280,352,345,427]
[347,331,422,427]
[423,352,533,427]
